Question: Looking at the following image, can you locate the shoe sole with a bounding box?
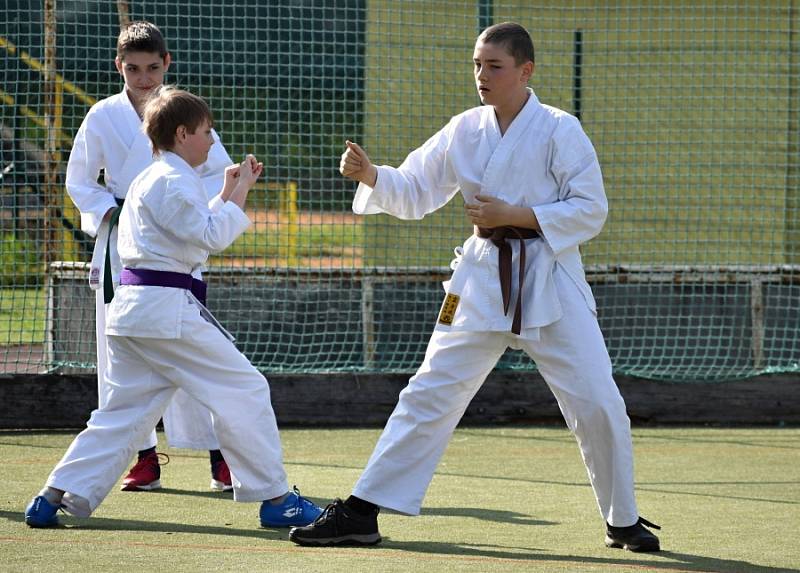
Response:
[288,533,382,546]
[605,536,660,552]
[260,520,319,529]
[120,479,162,491]
[210,479,233,492]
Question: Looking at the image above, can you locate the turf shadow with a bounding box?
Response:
[636,484,800,506]
[150,487,234,500]
[381,539,800,573]
[641,434,800,451]
[457,429,800,452]
[304,460,799,507]
[291,459,591,489]
[421,506,557,526]
[0,509,284,540]
[0,439,70,450]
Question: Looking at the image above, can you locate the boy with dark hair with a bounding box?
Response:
[65,20,234,492]
[289,22,661,552]
[25,87,322,530]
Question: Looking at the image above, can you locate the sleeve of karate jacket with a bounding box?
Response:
[196,129,233,211]
[65,109,119,237]
[353,119,460,220]
[533,115,608,256]
[155,175,251,254]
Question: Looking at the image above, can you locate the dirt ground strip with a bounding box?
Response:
[0,344,46,374]
[246,209,361,226]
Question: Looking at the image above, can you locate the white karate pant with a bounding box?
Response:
[48,303,289,513]
[352,272,640,527]
[95,289,219,451]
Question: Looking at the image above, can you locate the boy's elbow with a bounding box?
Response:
[590,202,608,235]
[584,188,608,222]
[209,238,232,253]
[574,198,607,239]
[200,229,231,252]
[597,201,609,226]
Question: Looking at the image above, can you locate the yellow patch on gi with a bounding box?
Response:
[438,293,460,326]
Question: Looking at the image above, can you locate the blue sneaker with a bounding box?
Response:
[260,486,322,528]
[24,496,61,528]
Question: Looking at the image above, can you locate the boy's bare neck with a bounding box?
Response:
[124,88,145,119]
[494,91,530,136]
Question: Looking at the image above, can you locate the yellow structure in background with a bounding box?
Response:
[252,180,299,266]
[363,1,800,267]
[3,33,306,267]
[1,35,96,263]
[275,180,299,266]
[0,37,96,107]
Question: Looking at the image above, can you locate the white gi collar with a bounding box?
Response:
[480,88,541,197]
[117,89,145,125]
[160,151,204,183]
[481,88,540,131]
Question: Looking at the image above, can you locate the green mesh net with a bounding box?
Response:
[2,1,798,381]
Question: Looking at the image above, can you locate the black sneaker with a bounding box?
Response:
[605,517,661,552]
[288,498,381,546]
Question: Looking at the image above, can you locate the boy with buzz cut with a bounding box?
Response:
[290,22,661,552]
[66,20,235,492]
[25,87,322,529]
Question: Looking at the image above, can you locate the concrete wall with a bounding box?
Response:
[3,371,798,429]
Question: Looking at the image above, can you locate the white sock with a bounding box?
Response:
[61,492,92,518]
[269,492,291,505]
[38,487,63,506]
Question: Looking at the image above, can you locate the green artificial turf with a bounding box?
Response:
[1,427,798,572]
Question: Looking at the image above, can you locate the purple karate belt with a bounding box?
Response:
[476,225,540,335]
[119,268,207,306]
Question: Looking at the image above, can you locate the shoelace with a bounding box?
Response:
[133,452,169,470]
[313,499,345,527]
[639,517,661,530]
[291,486,318,512]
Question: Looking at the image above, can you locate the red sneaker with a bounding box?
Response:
[120,452,169,491]
[210,459,233,492]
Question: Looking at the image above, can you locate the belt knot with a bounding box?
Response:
[476,226,539,334]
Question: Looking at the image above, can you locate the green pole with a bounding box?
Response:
[478,0,493,32]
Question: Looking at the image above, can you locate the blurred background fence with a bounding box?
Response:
[1,1,799,381]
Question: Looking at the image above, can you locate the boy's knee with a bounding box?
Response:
[571,383,628,425]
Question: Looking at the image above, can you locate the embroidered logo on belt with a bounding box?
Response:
[438,293,460,325]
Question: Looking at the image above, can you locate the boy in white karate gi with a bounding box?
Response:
[66,21,233,491]
[290,22,661,552]
[25,87,322,529]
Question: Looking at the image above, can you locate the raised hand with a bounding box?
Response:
[340,140,377,187]
[237,154,263,188]
[227,154,263,210]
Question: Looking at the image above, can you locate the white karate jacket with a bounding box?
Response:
[65,89,232,287]
[354,89,607,338]
[106,152,250,339]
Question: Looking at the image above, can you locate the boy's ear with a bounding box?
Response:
[162,52,172,72]
[115,56,123,75]
[521,61,534,83]
[175,125,186,142]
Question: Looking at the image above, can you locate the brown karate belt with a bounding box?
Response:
[476,225,540,335]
